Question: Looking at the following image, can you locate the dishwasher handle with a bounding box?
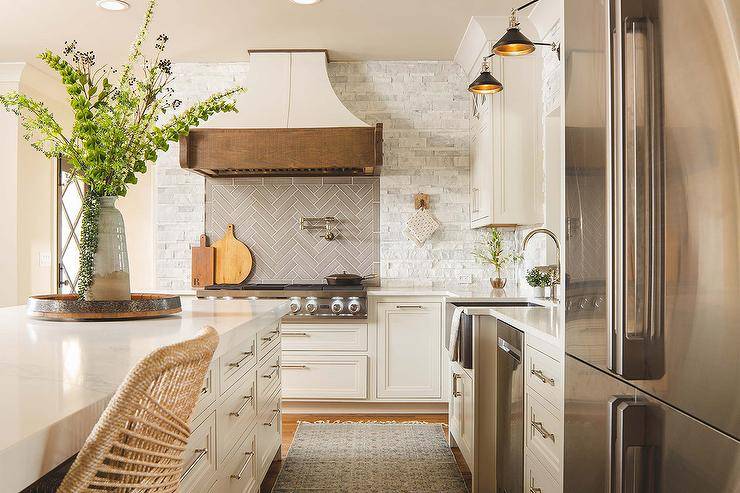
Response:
[497,337,522,363]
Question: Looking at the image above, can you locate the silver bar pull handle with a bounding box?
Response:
[262,365,280,379]
[452,373,462,397]
[531,419,555,442]
[282,332,309,337]
[228,350,254,368]
[261,330,280,342]
[181,448,208,481]
[531,367,555,386]
[229,393,254,417]
[395,305,424,309]
[282,364,308,369]
[498,337,522,363]
[262,363,280,378]
[230,451,254,480]
[263,409,280,426]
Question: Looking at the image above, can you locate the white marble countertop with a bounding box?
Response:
[0,297,290,492]
[367,283,544,300]
[368,283,561,345]
[461,304,561,346]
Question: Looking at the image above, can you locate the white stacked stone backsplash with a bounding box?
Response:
[155,61,543,290]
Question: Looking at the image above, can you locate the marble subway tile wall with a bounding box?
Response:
[155,61,533,290]
[204,176,380,284]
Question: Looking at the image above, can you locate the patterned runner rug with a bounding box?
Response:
[272,422,469,493]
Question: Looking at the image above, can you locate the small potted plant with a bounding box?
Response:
[473,228,522,289]
[525,267,553,297]
[0,0,243,301]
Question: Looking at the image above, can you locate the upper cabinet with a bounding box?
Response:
[470,54,543,228]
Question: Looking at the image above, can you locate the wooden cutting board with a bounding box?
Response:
[191,234,215,288]
[213,224,253,284]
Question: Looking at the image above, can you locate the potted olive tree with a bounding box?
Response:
[0,0,243,300]
[473,227,523,289]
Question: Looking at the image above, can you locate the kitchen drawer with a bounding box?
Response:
[281,354,368,400]
[526,345,562,409]
[217,370,257,462]
[193,360,218,420]
[256,387,282,480]
[219,337,256,395]
[257,346,281,411]
[222,430,258,493]
[526,448,562,493]
[257,323,281,362]
[281,323,367,352]
[181,411,216,493]
[526,391,563,477]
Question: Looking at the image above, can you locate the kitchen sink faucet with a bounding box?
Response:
[522,228,561,303]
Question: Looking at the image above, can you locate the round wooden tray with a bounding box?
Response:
[27,294,182,321]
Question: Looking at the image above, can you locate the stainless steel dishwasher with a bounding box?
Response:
[496,320,524,493]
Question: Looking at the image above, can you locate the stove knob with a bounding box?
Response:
[331,297,344,314]
[305,297,318,313]
[347,298,362,314]
[289,297,302,314]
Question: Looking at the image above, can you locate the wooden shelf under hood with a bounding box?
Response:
[179,123,383,177]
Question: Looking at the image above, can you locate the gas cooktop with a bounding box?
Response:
[198,282,368,318]
[203,283,365,291]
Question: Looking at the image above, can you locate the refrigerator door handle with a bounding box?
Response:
[608,397,656,493]
[607,0,664,380]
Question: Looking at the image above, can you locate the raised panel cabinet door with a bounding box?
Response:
[376,302,443,399]
[449,365,463,439]
[496,55,542,225]
[459,370,475,462]
[470,114,495,228]
[281,354,368,400]
[469,130,484,224]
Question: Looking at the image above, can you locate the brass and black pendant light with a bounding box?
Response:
[493,0,560,59]
[468,56,503,94]
[468,0,560,94]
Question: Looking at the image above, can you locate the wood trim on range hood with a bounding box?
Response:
[179,123,383,178]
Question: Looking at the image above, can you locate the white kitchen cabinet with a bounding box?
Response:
[470,55,543,228]
[376,302,443,399]
[180,327,282,493]
[449,362,474,470]
[281,354,368,399]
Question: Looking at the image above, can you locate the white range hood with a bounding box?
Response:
[181,50,382,177]
[204,50,368,129]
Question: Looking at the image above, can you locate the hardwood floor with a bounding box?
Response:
[261,414,472,492]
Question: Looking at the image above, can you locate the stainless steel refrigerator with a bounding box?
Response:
[564,0,740,490]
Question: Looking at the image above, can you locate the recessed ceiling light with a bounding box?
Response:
[96,0,130,11]
[290,0,321,4]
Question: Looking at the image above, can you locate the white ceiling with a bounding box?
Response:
[1,0,521,68]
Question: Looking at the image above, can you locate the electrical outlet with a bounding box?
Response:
[457,274,473,284]
[39,252,52,267]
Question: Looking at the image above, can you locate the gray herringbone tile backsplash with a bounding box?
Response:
[205,177,380,284]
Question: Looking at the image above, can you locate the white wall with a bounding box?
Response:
[0,63,79,306]
[153,61,532,290]
[0,65,22,307]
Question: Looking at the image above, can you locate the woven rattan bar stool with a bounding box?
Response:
[57,326,219,492]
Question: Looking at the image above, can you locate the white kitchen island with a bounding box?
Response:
[0,297,290,493]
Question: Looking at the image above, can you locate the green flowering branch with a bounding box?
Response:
[0,0,244,297]
[473,227,523,279]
